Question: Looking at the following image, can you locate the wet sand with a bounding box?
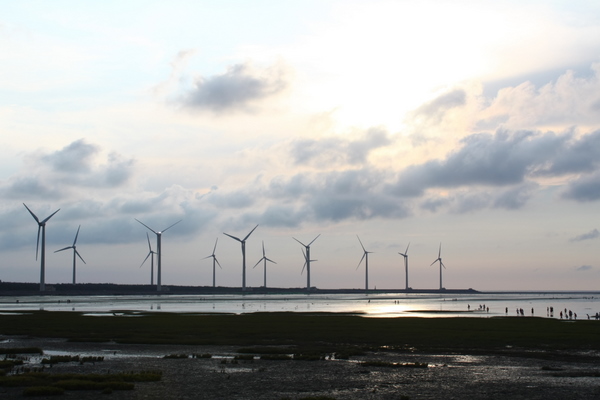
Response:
[2,336,600,399]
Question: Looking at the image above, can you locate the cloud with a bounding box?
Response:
[478,63,600,129]
[290,127,392,167]
[179,61,289,113]
[387,129,567,197]
[42,139,99,173]
[493,183,538,210]
[570,228,600,242]
[576,265,595,272]
[0,140,136,201]
[562,171,600,202]
[411,89,467,124]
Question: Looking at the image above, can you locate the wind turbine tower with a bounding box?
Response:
[430,243,446,290]
[398,242,410,290]
[253,241,276,288]
[55,225,86,284]
[223,225,258,291]
[140,232,157,285]
[293,234,320,291]
[356,235,373,292]
[23,203,60,291]
[202,238,222,288]
[136,219,181,292]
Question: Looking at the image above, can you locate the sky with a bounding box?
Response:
[1,0,600,291]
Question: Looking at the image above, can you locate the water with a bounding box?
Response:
[1,292,599,319]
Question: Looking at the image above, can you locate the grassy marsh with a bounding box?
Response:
[0,311,599,355]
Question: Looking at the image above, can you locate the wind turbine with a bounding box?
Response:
[398,242,410,290]
[430,243,446,290]
[253,241,276,288]
[223,225,258,291]
[202,238,222,288]
[135,219,181,292]
[356,235,373,292]
[54,225,86,284]
[139,232,157,285]
[293,234,320,291]
[23,203,60,291]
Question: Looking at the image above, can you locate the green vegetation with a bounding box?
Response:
[0,311,599,355]
[0,347,43,355]
[0,370,162,396]
[41,355,104,364]
[360,361,428,368]
[163,353,189,359]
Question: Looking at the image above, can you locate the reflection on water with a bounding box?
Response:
[0,292,599,319]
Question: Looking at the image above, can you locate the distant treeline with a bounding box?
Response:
[0,281,478,296]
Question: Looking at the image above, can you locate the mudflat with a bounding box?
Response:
[1,311,599,399]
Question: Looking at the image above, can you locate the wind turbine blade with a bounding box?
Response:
[35,226,41,260]
[212,238,218,253]
[75,250,86,264]
[54,246,72,253]
[293,237,306,246]
[162,220,182,233]
[135,219,157,234]
[73,225,81,246]
[215,257,222,269]
[266,257,276,264]
[357,253,366,270]
[140,252,151,268]
[41,208,60,224]
[357,235,366,252]
[253,258,264,269]
[405,242,410,254]
[308,234,321,246]
[441,261,446,269]
[430,259,438,266]
[243,224,259,241]
[23,203,40,223]
[202,255,213,260]
[223,232,242,242]
[438,243,442,258]
[262,241,266,256]
[146,233,152,251]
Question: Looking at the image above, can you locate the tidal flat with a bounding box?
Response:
[1,311,600,399]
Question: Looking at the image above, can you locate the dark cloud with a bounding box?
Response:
[420,196,452,212]
[180,62,288,113]
[493,184,537,210]
[291,128,392,167]
[562,172,600,202]
[42,139,99,173]
[411,89,466,123]
[576,265,595,272]
[1,177,63,200]
[570,228,599,242]
[537,130,600,176]
[450,192,491,214]
[387,130,567,197]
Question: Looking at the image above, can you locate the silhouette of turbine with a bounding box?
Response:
[139,232,157,285]
[23,203,60,291]
[223,225,258,291]
[202,238,222,288]
[398,242,410,290]
[356,235,373,292]
[135,219,181,292]
[430,243,446,290]
[293,234,320,291]
[54,225,86,284]
[253,241,276,288]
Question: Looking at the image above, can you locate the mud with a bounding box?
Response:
[2,336,600,399]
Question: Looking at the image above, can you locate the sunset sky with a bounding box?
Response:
[2,0,600,291]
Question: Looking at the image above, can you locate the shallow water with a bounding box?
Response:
[1,291,599,319]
